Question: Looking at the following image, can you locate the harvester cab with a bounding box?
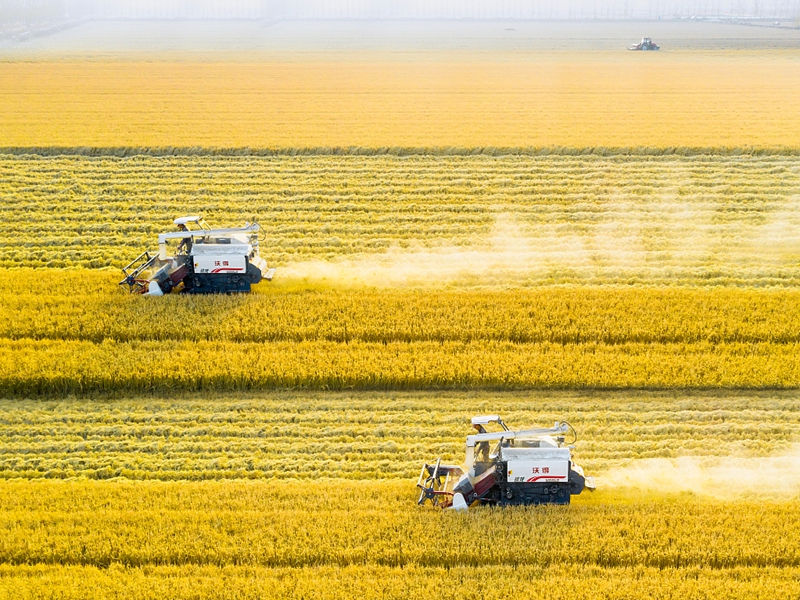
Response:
[119,216,276,295]
[628,37,660,51]
[417,416,595,510]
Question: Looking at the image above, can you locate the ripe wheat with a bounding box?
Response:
[1,55,799,147]
[2,154,800,288]
[1,392,797,480]
[2,271,800,392]
[1,479,800,599]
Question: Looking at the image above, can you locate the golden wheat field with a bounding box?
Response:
[1,392,800,598]
[3,17,800,600]
[2,391,799,480]
[3,153,800,285]
[4,271,800,392]
[2,55,800,148]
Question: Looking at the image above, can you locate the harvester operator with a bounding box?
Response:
[474,423,490,462]
[176,223,192,254]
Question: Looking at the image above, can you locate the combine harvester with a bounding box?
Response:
[120,216,275,295]
[628,37,660,51]
[417,416,595,510]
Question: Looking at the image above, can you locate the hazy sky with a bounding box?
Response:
[4,0,799,25]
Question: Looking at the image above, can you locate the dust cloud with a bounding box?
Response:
[599,449,800,500]
[279,213,588,287]
[278,202,800,288]
[749,194,800,263]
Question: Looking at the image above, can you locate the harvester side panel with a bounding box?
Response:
[506,459,569,483]
[193,255,247,274]
[503,447,571,483]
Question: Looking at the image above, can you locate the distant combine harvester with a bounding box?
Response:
[628,37,660,50]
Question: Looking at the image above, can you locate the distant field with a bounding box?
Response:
[4,20,800,55]
[1,54,798,148]
[3,20,797,148]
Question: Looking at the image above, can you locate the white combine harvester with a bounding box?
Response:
[120,216,276,295]
[417,416,595,510]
